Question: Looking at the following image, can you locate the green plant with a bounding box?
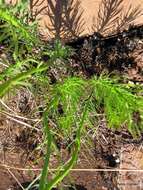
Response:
[0,0,38,59]
[31,76,141,190]
[91,76,143,136]
[39,99,89,190]
[0,63,48,97]
[1,70,143,189]
[38,76,142,189]
[46,76,143,136]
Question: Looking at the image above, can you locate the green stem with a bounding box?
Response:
[0,64,48,97]
[39,111,52,190]
[45,99,89,190]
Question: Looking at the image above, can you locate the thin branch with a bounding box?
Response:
[7,168,25,190]
[5,115,41,131]
[2,164,143,172]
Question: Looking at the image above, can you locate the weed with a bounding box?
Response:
[0,1,143,190]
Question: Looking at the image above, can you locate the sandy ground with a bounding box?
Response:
[38,0,143,38]
[81,0,143,33]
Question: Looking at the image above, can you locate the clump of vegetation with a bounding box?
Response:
[0,0,143,190]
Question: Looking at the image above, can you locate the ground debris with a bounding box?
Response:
[66,24,143,81]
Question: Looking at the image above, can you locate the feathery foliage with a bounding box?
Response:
[91,77,143,136]
[46,76,143,137]
[0,0,38,59]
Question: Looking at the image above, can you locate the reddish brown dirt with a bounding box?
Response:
[0,116,143,190]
